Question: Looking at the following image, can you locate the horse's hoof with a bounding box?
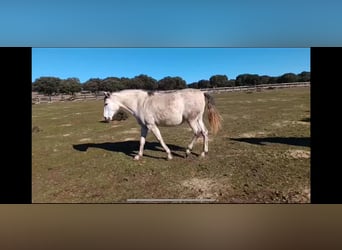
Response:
[167,155,173,160]
[200,152,206,158]
[185,149,191,156]
[134,155,140,160]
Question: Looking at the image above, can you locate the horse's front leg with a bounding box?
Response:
[148,124,173,160]
[134,125,148,160]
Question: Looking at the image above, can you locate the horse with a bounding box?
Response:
[103,89,222,160]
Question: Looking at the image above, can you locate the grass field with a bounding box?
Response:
[32,87,310,203]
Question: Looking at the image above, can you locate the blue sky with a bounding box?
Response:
[32,48,309,83]
[1,1,342,46]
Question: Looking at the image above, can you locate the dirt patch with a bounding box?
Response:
[287,186,310,203]
[63,134,71,137]
[272,121,285,127]
[239,131,268,138]
[182,178,224,199]
[257,99,267,103]
[238,187,310,203]
[286,149,310,159]
[123,137,136,141]
[111,124,122,128]
[122,128,139,134]
[61,124,72,127]
[272,120,310,128]
[197,137,213,142]
[226,114,239,120]
[44,135,56,138]
[79,138,92,142]
[227,100,251,104]
[294,121,310,125]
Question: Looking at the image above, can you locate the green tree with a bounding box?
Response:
[209,75,229,87]
[158,76,187,90]
[102,77,123,91]
[120,77,132,89]
[297,71,310,82]
[267,76,278,84]
[133,74,158,90]
[83,78,102,94]
[235,74,260,86]
[227,79,236,87]
[125,78,144,89]
[32,76,61,101]
[188,82,199,88]
[259,75,272,85]
[278,73,298,83]
[197,80,211,88]
[59,78,81,95]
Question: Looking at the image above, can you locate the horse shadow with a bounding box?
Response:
[230,136,310,147]
[73,140,188,159]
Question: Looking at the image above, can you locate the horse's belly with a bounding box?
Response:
[155,114,183,126]
[158,121,183,126]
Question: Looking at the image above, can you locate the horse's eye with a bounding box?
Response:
[104,103,108,106]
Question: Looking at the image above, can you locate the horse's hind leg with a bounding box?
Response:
[186,119,201,157]
[148,124,173,160]
[198,118,209,157]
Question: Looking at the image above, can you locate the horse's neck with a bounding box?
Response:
[116,90,146,116]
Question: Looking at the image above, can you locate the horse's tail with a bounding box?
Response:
[204,92,223,135]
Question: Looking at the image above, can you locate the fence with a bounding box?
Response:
[200,82,310,93]
[32,92,100,104]
[32,82,310,104]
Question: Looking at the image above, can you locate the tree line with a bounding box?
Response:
[188,71,310,88]
[32,71,310,96]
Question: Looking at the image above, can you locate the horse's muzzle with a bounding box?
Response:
[104,117,111,123]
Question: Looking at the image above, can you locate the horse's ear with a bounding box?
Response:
[104,92,111,98]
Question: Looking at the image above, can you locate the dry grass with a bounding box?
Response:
[32,87,310,203]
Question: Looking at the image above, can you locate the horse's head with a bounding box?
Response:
[103,92,119,122]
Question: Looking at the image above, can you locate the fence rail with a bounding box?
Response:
[32,93,100,104]
[200,82,310,93]
[32,82,310,104]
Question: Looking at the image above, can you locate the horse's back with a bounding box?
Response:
[143,89,205,125]
[151,89,204,112]
[143,91,183,125]
[179,89,206,120]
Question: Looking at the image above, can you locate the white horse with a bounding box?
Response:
[103,89,222,160]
